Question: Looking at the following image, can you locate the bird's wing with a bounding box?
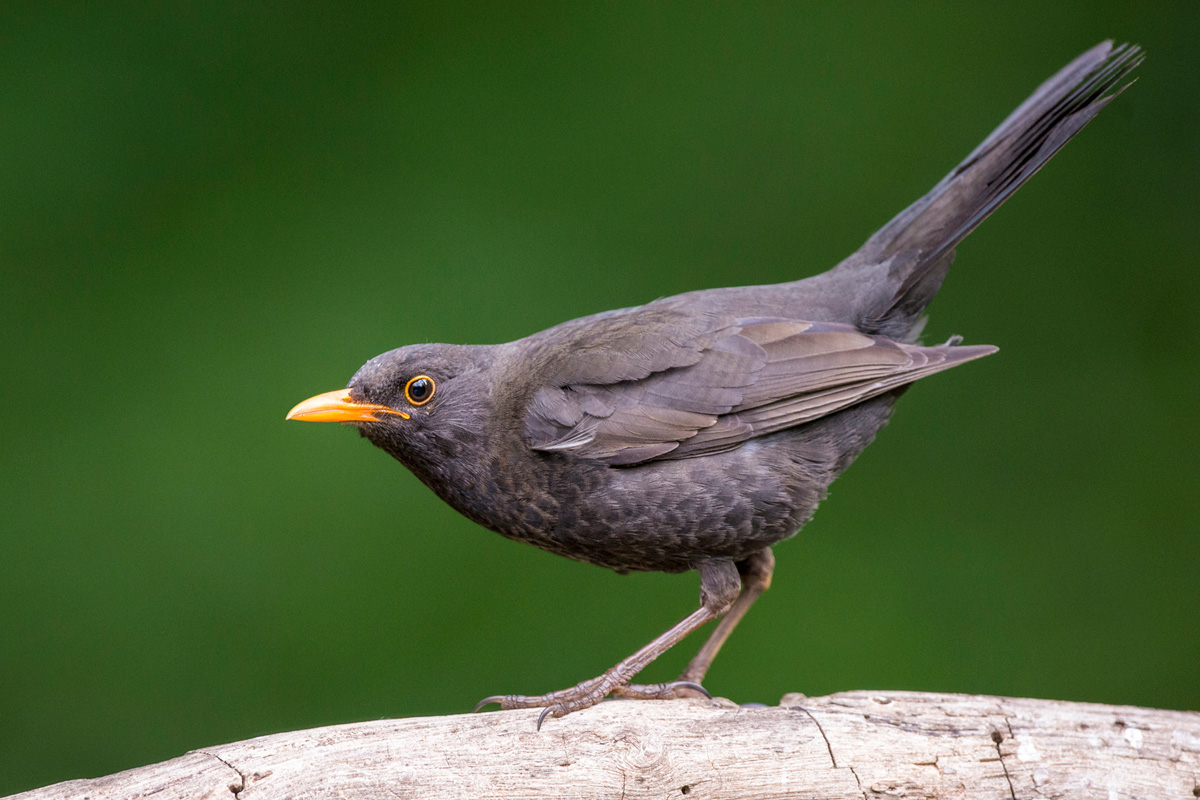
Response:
[521,305,761,465]
[523,310,994,466]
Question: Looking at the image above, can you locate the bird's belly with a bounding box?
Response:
[432,395,897,573]
[469,437,830,572]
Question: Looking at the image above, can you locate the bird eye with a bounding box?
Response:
[404,375,435,406]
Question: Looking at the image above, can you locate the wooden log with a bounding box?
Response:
[8,691,1199,799]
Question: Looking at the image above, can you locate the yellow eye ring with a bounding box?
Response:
[404,375,436,406]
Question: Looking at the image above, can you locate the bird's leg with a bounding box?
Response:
[475,559,740,725]
[679,547,774,685]
[616,548,775,700]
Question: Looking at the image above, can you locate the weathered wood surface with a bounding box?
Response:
[8,691,1199,799]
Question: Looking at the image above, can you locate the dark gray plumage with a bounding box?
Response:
[288,42,1141,723]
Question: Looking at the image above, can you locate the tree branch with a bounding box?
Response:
[9,691,1199,799]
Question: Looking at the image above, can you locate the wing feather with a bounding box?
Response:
[524,309,995,466]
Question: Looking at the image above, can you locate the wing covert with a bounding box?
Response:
[523,311,994,466]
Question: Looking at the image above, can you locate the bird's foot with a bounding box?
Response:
[672,666,712,697]
[474,673,610,720]
[474,676,710,729]
[611,680,711,700]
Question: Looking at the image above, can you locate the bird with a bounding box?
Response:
[287,41,1141,727]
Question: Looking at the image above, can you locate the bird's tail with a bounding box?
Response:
[843,41,1142,339]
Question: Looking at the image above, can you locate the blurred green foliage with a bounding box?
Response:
[2,2,1198,794]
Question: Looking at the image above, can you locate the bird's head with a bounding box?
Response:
[287,343,496,477]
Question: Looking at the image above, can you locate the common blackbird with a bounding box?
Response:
[288,42,1141,726]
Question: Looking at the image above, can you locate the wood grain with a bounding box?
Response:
[9,691,1199,799]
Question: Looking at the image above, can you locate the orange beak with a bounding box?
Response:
[285,389,410,423]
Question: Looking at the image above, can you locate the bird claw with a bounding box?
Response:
[473,674,607,712]
[472,695,506,713]
[472,674,708,728]
[611,680,711,700]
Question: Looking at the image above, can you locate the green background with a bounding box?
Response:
[3,3,1197,794]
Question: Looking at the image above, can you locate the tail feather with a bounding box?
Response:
[848,42,1142,336]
